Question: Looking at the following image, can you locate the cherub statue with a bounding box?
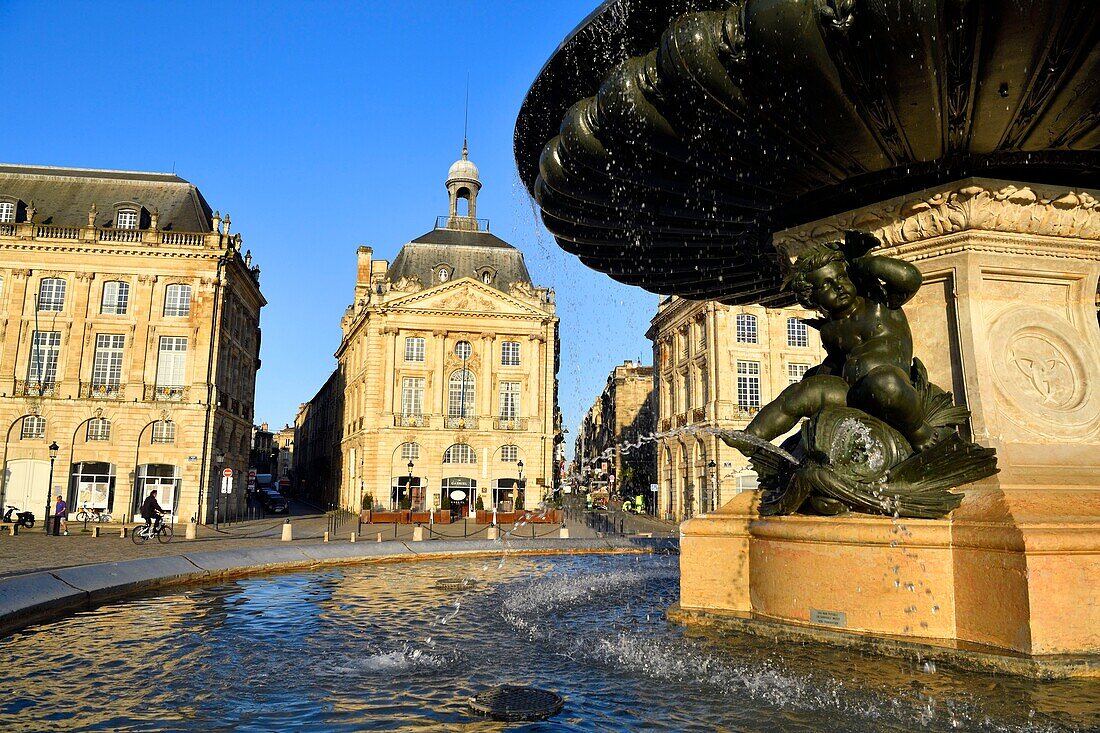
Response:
[745,231,937,452]
[722,231,996,519]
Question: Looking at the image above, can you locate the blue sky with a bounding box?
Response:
[0,2,656,456]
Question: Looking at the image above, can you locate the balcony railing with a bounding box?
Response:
[444,416,479,430]
[692,406,706,423]
[735,406,761,420]
[395,414,425,427]
[80,382,124,400]
[675,412,688,427]
[16,380,60,397]
[35,225,80,239]
[494,417,528,431]
[660,418,672,432]
[434,215,489,232]
[98,228,143,242]
[144,384,189,401]
[160,231,205,246]
[0,223,16,236]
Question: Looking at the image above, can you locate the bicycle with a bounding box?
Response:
[131,516,173,545]
[76,506,113,523]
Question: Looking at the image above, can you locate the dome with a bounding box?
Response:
[447,153,480,185]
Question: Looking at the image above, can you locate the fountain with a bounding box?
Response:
[514,0,1100,676]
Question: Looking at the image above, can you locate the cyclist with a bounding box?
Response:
[140,489,167,536]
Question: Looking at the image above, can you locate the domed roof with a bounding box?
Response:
[447,145,480,185]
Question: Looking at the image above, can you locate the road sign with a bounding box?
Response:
[221,476,233,495]
[222,468,233,478]
[248,469,257,479]
[650,483,659,492]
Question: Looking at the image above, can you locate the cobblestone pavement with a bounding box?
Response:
[0,499,679,579]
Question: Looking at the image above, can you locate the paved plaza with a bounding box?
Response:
[0,499,677,579]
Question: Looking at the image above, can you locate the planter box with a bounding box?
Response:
[364,510,408,524]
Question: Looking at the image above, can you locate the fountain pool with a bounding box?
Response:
[1,553,1096,732]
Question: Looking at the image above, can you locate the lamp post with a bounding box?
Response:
[214,451,225,529]
[44,441,58,534]
[707,459,717,513]
[406,459,414,510]
[517,459,524,509]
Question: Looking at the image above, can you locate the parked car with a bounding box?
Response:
[261,491,289,514]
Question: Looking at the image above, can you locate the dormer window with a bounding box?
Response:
[0,201,14,223]
[116,208,138,229]
[482,271,493,284]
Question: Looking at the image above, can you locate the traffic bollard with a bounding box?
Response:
[281,519,293,541]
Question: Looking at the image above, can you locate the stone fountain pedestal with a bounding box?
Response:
[677,178,1100,677]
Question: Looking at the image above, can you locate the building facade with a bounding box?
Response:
[647,298,826,520]
[0,164,263,525]
[575,360,656,508]
[296,148,561,514]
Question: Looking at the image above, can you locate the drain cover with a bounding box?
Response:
[468,685,564,721]
[435,577,477,591]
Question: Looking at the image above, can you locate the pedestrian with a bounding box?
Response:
[54,495,68,536]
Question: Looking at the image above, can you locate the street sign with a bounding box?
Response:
[221,476,233,495]
[650,483,659,492]
[222,468,233,478]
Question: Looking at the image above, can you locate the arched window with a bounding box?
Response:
[116,208,138,229]
[448,369,475,418]
[101,281,130,315]
[0,201,14,223]
[735,313,757,344]
[87,418,111,441]
[37,278,66,312]
[152,420,175,444]
[443,444,477,464]
[400,442,420,461]
[164,284,192,317]
[500,445,518,463]
[21,415,45,439]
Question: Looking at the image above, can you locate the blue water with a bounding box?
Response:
[1,553,1096,732]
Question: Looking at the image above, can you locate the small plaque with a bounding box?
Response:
[810,608,847,627]
[187,455,199,462]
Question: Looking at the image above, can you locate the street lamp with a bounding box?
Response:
[44,441,59,534]
[707,459,717,513]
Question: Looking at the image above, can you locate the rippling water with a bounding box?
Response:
[1,554,1097,732]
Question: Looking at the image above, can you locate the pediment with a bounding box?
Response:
[386,277,547,317]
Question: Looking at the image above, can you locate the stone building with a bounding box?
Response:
[575,360,656,507]
[273,424,294,483]
[296,147,561,514]
[647,298,826,520]
[0,164,263,525]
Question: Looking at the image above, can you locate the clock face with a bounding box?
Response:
[454,341,472,359]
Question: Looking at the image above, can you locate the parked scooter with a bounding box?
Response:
[2,505,36,528]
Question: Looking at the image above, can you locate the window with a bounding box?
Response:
[698,319,707,348]
[443,443,477,464]
[736,360,761,410]
[101,281,129,315]
[92,334,125,390]
[501,341,520,366]
[448,370,475,417]
[401,377,424,416]
[454,340,472,360]
[37,278,66,312]
[164,284,192,317]
[151,420,175,444]
[735,314,758,344]
[482,271,492,284]
[684,372,692,409]
[500,381,520,418]
[21,415,45,439]
[0,201,14,222]
[156,336,188,387]
[87,418,111,441]
[680,334,689,358]
[116,209,138,229]
[788,363,810,385]
[787,318,809,347]
[438,268,450,283]
[501,445,518,462]
[404,337,425,362]
[400,442,420,461]
[28,330,61,384]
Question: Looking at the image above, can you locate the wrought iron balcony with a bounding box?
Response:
[494,417,528,431]
[16,380,60,397]
[444,416,479,430]
[80,382,124,400]
[395,414,425,427]
[145,384,189,401]
[660,418,671,432]
[692,407,706,423]
[675,412,688,427]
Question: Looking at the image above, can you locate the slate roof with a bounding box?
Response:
[0,164,214,232]
[387,225,533,292]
